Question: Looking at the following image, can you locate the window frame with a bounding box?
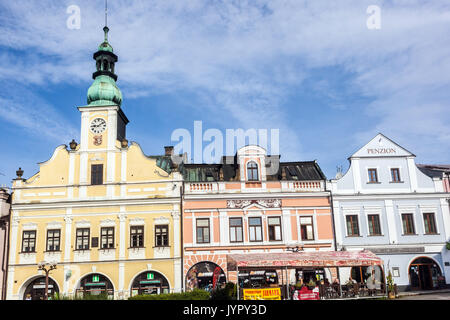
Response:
[247,161,259,182]
[367,168,379,183]
[367,214,382,236]
[91,164,104,185]
[75,228,90,250]
[229,217,243,243]
[21,230,37,253]
[300,216,315,241]
[390,168,401,182]
[155,224,169,247]
[268,216,282,241]
[248,217,263,242]
[100,227,115,249]
[401,213,416,235]
[130,226,144,248]
[196,218,210,244]
[345,215,360,237]
[46,229,61,252]
[423,212,438,235]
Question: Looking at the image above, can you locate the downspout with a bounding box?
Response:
[329,188,338,252]
[180,182,184,292]
[2,192,11,300]
[327,179,340,284]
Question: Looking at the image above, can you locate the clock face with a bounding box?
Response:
[90,118,107,134]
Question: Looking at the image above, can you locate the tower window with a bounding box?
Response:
[91,164,103,185]
[247,161,259,181]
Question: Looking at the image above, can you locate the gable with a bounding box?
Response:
[351,133,415,158]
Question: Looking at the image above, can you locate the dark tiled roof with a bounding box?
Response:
[417,164,450,178]
[181,158,326,182]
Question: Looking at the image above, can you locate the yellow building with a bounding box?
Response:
[6,27,183,300]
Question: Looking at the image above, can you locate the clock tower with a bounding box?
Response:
[78,26,129,152]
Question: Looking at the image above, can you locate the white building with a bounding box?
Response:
[328,133,450,291]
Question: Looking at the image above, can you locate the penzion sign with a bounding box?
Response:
[367,148,396,155]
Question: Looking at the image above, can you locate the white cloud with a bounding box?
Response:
[0,0,449,167]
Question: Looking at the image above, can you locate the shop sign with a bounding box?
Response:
[33,284,54,289]
[147,273,154,280]
[243,288,281,300]
[140,280,161,284]
[92,275,100,282]
[85,282,106,287]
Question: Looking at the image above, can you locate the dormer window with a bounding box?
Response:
[247,161,259,181]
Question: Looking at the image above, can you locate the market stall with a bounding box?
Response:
[227,250,385,300]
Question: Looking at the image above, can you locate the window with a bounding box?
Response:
[155,225,169,247]
[101,227,114,249]
[248,217,263,242]
[300,216,314,240]
[76,228,90,250]
[346,215,360,236]
[22,230,36,253]
[46,229,61,251]
[401,214,416,235]
[247,161,259,181]
[268,217,282,241]
[368,169,378,183]
[196,219,210,244]
[368,214,382,236]
[229,218,243,243]
[391,168,401,182]
[91,164,103,185]
[423,213,437,234]
[130,226,144,248]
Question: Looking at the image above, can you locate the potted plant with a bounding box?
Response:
[386,271,395,299]
[446,241,450,251]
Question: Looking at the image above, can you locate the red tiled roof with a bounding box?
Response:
[227,250,383,270]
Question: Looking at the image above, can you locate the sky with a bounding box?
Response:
[0,0,449,187]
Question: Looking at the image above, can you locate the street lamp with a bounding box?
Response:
[37,261,57,300]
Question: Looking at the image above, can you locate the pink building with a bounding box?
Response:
[0,188,11,300]
[181,146,335,292]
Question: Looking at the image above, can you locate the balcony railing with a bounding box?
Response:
[185,180,324,194]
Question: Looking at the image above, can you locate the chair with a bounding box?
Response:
[352,283,360,297]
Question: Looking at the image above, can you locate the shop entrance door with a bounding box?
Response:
[409,257,441,290]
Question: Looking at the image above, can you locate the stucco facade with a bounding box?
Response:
[328,133,450,291]
[6,28,183,300]
[182,145,335,290]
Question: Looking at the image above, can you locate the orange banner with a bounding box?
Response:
[243,288,281,300]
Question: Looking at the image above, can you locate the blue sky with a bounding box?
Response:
[0,0,450,187]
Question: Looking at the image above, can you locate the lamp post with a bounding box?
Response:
[37,261,57,300]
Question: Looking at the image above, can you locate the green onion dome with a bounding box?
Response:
[87,75,122,106]
[87,26,122,106]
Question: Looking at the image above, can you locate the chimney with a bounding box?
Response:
[164,146,174,156]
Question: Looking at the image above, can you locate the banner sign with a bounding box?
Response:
[293,286,320,300]
[243,288,281,300]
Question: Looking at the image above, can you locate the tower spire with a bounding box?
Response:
[105,0,108,28]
